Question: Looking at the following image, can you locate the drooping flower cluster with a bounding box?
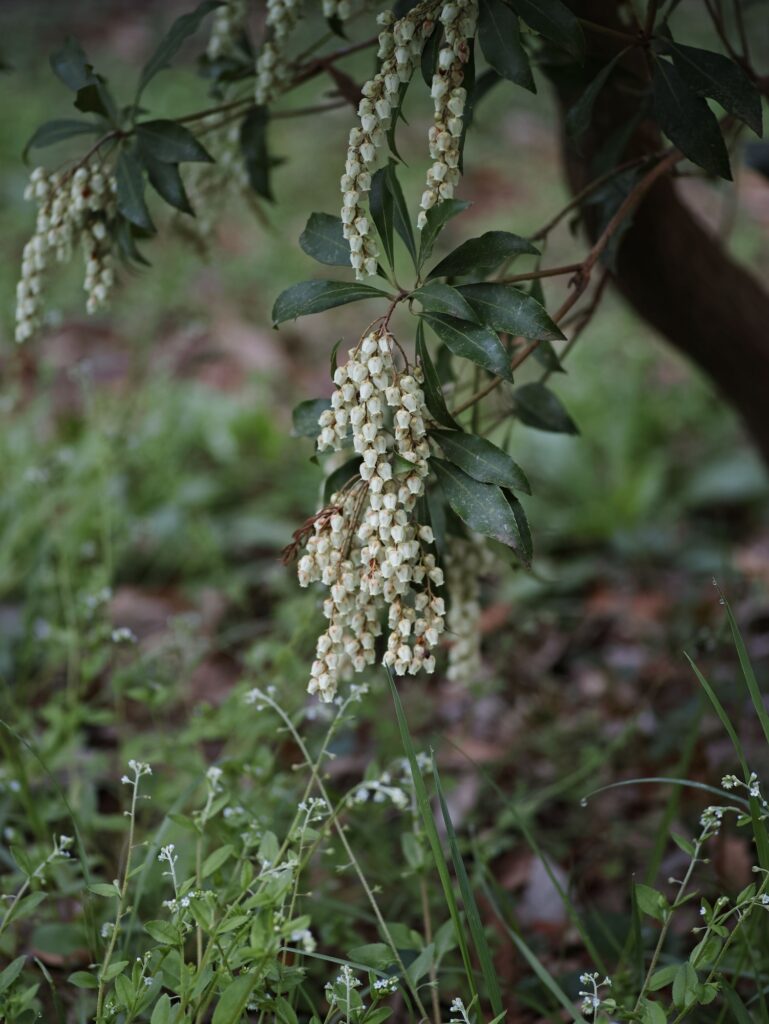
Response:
[322,0,355,19]
[419,0,477,227]
[207,0,248,60]
[297,328,445,700]
[341,5,436,278]
[16,164,117,342]
[255,0,304,105]
[445,534,493,686]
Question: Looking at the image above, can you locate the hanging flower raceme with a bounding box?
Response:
[254,0,304,105]
[16,164,117,343]
[294,327,445,700]
[445,534,493,686]
[340,4,437,278]
[207,0,248,60]
[419,0,478,227]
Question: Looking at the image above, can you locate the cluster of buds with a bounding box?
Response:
[16,164,117,342]
[176,118,250,244]
[254,0,304,105]
[445,535,492,686]
[296,328,445,700]
[419,0,478,227]
[341,5,436,277]
[207,0,248,61]
[322,0,355,18]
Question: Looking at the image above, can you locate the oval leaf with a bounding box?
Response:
[299,213,350,266]
[478,0,534,91]
[432,458,530,558]
[459,283,564,340]
[431,430,530,492]
[428,230,539,279]
[421,313,513,382]
[512,382,578,434]
[136,120,213,163]
[412,282,478,321]
[272,280,389,325]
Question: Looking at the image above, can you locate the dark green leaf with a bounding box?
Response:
[532,338,564,372]
[503,490,532,562]
[478,0,534,91]
[370,167,395,268]
[144,919,182,945]
[144,156,194,214]
[421,313,513,382]
[23,119,100,159]
[50,37,94,91]
[667,42,762,136]
[428,230,539,279]
[507,0,585,60]
[324,457,361,503]
[384,162,417,266]
[458,283,564,340]
[299,213,350,266]
[73,81,117,122]
[421,23,443,86]
[465,69,503,130]
[432,458,530,557]
[418,198,472,268]
[240,106,276,200]
[566,50,626,138]
[652,58,731,180]
[292,398,331,438]
[431,430,530,492]
[416,320,458,429]
[138,0,221,96]
[412,282,478,321]
[136,120,213,163]
[114,215,151,267]
[115,148,155,233]
[272,280,389,325]
[513,382,578,433]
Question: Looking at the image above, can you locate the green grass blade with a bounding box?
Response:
[433,759,503,1017]
[685,649,769,870]
[480,870,587,1023]
[386,670,478,1006]
[724,598,769,747]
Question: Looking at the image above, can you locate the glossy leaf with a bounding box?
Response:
[299,213,350,266]
[144,156,193,214]
[431,430,530,492]
[507,0,585,60]
[459,283,564,340]
[566,50,626,138]
[652,59,731,180]
[412,281,478,321]
[513,382,578,433]
[23,119,100,158]
[478,0,534,91]
[116,148,155,233]
[432,458,530,557]
[421,313,513,381]
[137,0,221,96]
[386,162,417,265]
[667,42,762,136]
[416,321,458,429]
[428,230,539,279]
[504,490,532,562]
[292,398,331,438]
[369,167,395,268]
[272,280,389,325]
[136,120,212,163]
[418,198,472,268]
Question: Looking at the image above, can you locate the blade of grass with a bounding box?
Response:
[724,597,769,747]
[386,670,478,1008]
[445,735,607,975]
[685,649,769,870]
[433,759,503,1017]
[480,869,588,1023]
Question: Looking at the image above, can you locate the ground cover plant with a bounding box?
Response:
[2,0,769,1021]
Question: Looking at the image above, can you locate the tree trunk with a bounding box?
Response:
[553,2,769,465]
